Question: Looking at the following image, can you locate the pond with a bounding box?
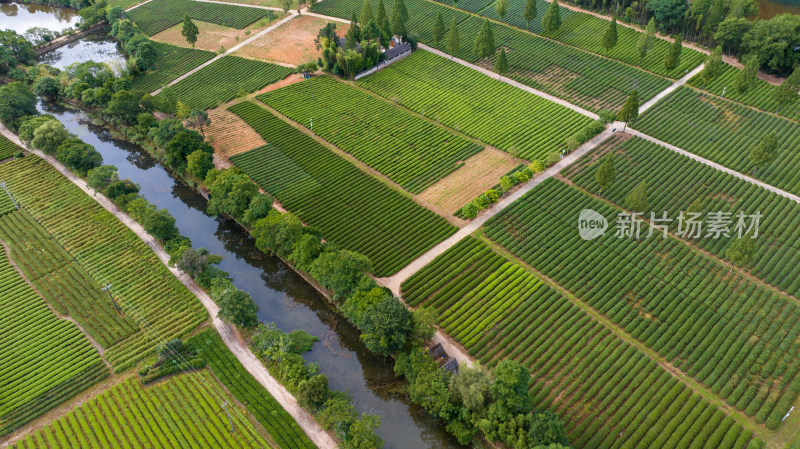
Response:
[0,1,79,34]
[756,0,800,18]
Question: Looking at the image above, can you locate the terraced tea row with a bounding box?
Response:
[257,76,483,193]
[634,87,800,195]
[357,50,593,161]
[0,134,21,160]
[228,101,456,276]
[0,157,206,372]
[484,177,800,429]
[0,245,108,436]
[563,134,800,298]
[9,373,257,448]
[402,237,762,449]
[310,0,671,111]
[131,42,215,93]
[159,56,293,110]
[127,0,268,35]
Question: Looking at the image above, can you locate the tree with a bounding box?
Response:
[595,154,615,191]
[700,45,723,87]
[473,19,495,59]
[624,181,649,212]
[349,12,362,42]
[282,0,292,16]
[288,233,323,270]
[636,18,656,67]
[601,17,618,55]
[175,100,191,119]
[126,198,178,241]
[446,17,460,60]
[309,250,371,300]
[87,165,119,191]
[105,90,141,125]
[187,109,210,135]
[205,168,258,219]
[335,49,363,79]
[344,415,383,449]
[749,132,778,173]
[18,115,57,142]
[242,193,274,226]
[432,12,445,47]
[343,289,413,356]
[408,369,453,419]
[540,0,561,35]
[31,120,69,154]
[715,17,751,55]
[495,47,508,80]
[411,307,436,343]
[774,66,800,113]
[177,247,213,278]
[735,55,759,94]
[523,0,537,30]
[164,129,212,172]
[33,76,61,100]
[495,0,508,23]
[664,34,682,73]
[740,14,800,75]
[298,375,330,410]
[186,149,213,179]
[390,0,407,38]
[529,411,568,446]
[649,0,686,31]
[213,279,259,327]
[617,90,639,132]
[376,0,387,27]
[359,0,374,28]
[181,15,199,49]
[0,82,37,131]
[726,235,756,268]
[56,138,102,176]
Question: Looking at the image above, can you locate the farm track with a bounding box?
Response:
[0,122,337,449]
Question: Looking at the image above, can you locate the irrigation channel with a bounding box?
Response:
[0,5,463,448]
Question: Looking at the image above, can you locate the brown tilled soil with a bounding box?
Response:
[417,147,520,215]
[150,19,273,53]
[206,108,267,158]
[235,15,349,65]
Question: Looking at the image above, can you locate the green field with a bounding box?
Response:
[402,237,762,449]
[0,134,22,160]
[158,56,293,111]
[131,42,215,93]
[0,245,108,436]
[9,372,262,448]
[688,64,800,123]
[484,177,800,429]
[189,330,316,449]
[357,50,594,161]
[310,0,672,112]
[127,0,268,35]
[228,101,457,276]
[635,86,800,195]
[0,157,207,372]
[257,76,484,193]
[563,134,800,298]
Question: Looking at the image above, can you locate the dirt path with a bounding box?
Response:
[0,122,337,449]
[639,63,704,114]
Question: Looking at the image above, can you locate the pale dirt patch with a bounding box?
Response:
[417,147,519,215]
[210,0,282,6]
[150,18,275,53]
[235,15,349,65]
[206,108,267,158]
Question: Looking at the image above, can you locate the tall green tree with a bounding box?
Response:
[204,168,258,219]
[601,17,618,55]
[624,181,649,212]
[595,154,615,191]
[359,0,374,28]
[699,45,723,87]
[432,12,445,47]
[376,0,386,26]
[390,0,407,38]
[749,132,778,173]
[181,15,199,48]
[495,0,508,22]
[446,17,460,60]
[636,18,656,67]
[664,34,682,73]
[617,90,639,131]
[213,280,259,327]
[473,18,495,59]
[523,0,537,30]
[540,0,561,35]
[495,47,508,80]
[774,66,800,113]
[735,55,759,94]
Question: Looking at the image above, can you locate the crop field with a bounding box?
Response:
[402,237,761,449]
[127,0,267,35]
[563,134,800,298]
[0,134,21,160]
[483,177,800,428]
[257,76,483,193]
[471,0,703,78]
[0,245,108,436]
[228,101,456,276]
[635,87,800,195]
[158,56,293,111]
[130,42,215,93]
[9,373,261,448]
[0,157,207,372]
[688,64,800,122]
[188,330,316,449]
[310,0,671,111]
[357,51,593,161]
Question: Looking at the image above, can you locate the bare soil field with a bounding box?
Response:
[417,147,519,215]
[150,18,275,53]
[235,15,349,65]
[206,108,268,158]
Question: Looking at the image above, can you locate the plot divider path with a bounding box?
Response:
[149,12,299,96]
[0,122,338,449]
[638,63,704,114]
